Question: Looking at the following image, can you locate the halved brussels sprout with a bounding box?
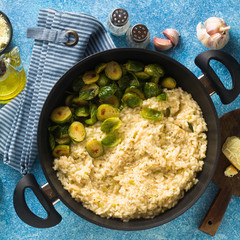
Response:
[125,86,145,99]
[52,145,70,158]
[130,78,140,87]
[72,76,84,92]
[134,71,151,80]
[156,92,167,101]
[125,60,144,72]
[118,75,130,90]
[98,85,117,100]
[95,63,107,73]
[49,133,55,150]
[79,84,99,100]
[144,64,165,77]
[144,82,160,99]
[97,104,119,121]
[55,137,71,145]
[105,61,122,80]
[50,106,72,124]
[122,92,143,108]
[68,121,86,143]
[140,108,163,120]
[101,117,121,134]
[82,71,99,84]
[55,125,69,138]
[85,103,98,125]
[97,73,110,86]
[161,77,176,89]
[102,95,120,108]
[72,97,88,106]
[65,95,74,106]
[101,134,121,147]
[75,106,90,117]
[86,139,104,158]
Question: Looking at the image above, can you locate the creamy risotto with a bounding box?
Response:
[53,87,208,221]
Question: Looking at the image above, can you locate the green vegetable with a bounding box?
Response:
[79,84,99,100]
[55,125,69,138]
[72,97,88,106]
[122,92,143,108]
[101,134,121,147]
[144,64,165,77]
[156,92,167,101]
[161,77,176,89]
[134,71,151,80]
[118,75,130,90]
[68,121,86,142]
[49,133,55,150]
[97,104,119,121]
[52,145,70,157]
[165,107,171,117]
[120,64,128,75]
[188,122,194,132]
[125,60,144,72]
[140,108,163,120]
[125,86,145,99]
[105,61,122,80]
[72,76,84,92]
[50,106,72,124]
[102,95,120,108]
[65,95,74,106]
[85,103,98,125]
[75,106,90,117]
[82,71,99,84]
[101,117,121,134]
[86,139,104,158]
[129,78,140,87]
[95,63,107,73]
[97,73,110,86]
[144,82,160,98]
[98,85,117,100]
[48,125,59,132]
[55,137,71,145]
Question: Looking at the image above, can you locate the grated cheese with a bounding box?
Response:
[0,14,10,50]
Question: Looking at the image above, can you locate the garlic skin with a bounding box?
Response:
[197,17,231,50]
[153,28,180,51]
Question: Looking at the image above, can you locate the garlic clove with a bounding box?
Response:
[153,37,173,51]
[163,28,180,47]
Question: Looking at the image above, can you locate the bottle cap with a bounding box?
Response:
[130,24,149,42]
[111,8,128,26]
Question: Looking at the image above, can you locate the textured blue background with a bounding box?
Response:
[0,0,240,239]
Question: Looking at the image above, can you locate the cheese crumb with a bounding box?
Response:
[224,165,238,177]
[0,14,10,50]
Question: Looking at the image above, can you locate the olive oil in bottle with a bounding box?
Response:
[0,46,26,103]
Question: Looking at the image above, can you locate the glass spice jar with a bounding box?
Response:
[126,24,150,48]
[107,8,130,36]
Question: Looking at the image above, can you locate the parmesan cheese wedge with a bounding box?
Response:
[222,136,240,170]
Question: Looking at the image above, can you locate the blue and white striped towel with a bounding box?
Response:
[0,8,115,175]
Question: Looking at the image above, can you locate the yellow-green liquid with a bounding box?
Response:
[0,67,26,103]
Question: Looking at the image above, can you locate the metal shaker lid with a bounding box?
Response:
[130,24,149,42]
[111,8,128,26]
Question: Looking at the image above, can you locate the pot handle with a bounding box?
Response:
[195,50,240,104]
[13,174,62,228]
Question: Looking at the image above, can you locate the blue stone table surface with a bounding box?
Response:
[0,0,240,239]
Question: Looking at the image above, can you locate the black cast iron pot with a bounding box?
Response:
[13,48,240,230]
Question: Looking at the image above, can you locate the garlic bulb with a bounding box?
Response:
[197,17,231,49]
[153,29,180,51]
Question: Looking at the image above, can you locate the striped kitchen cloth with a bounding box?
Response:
[0,8,115,175]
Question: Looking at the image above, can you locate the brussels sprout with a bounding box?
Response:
[97,73,110,86]
[68,121,86,143]
[118,75,130,90]
[86,139,104,158]
[95,62,107,73]
[98,85,117,100]
[122,92,143,108]
[55,125,69,138]
[140,108,163,120]
[125,60,144,72]
[48,125,60,132]
[125,86,145,99]
[105,61,122,80]
[102,95,120,108]
[72,75,84,92]
[82,71,99,84]
[134,71,151,80]
[114,86,123,100]
[144,82,161,98]
[75,106,90,117]
[101,134,121,147]
[97,104,119,121]
[50,106,72,124]
[120,64,128,76]
[49,133,55,150]
[130,78,140,87]
[165,107,171,117]
[79,84,99,100]
[156,92,167,101]
[65,95,74,106]
[161,77,177,89]
[144,64,165,77]
[52,145,70,158]
[85,103,98,125]
[55,137,71,145]
[101,117,121,134]
[72,97,88,106]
